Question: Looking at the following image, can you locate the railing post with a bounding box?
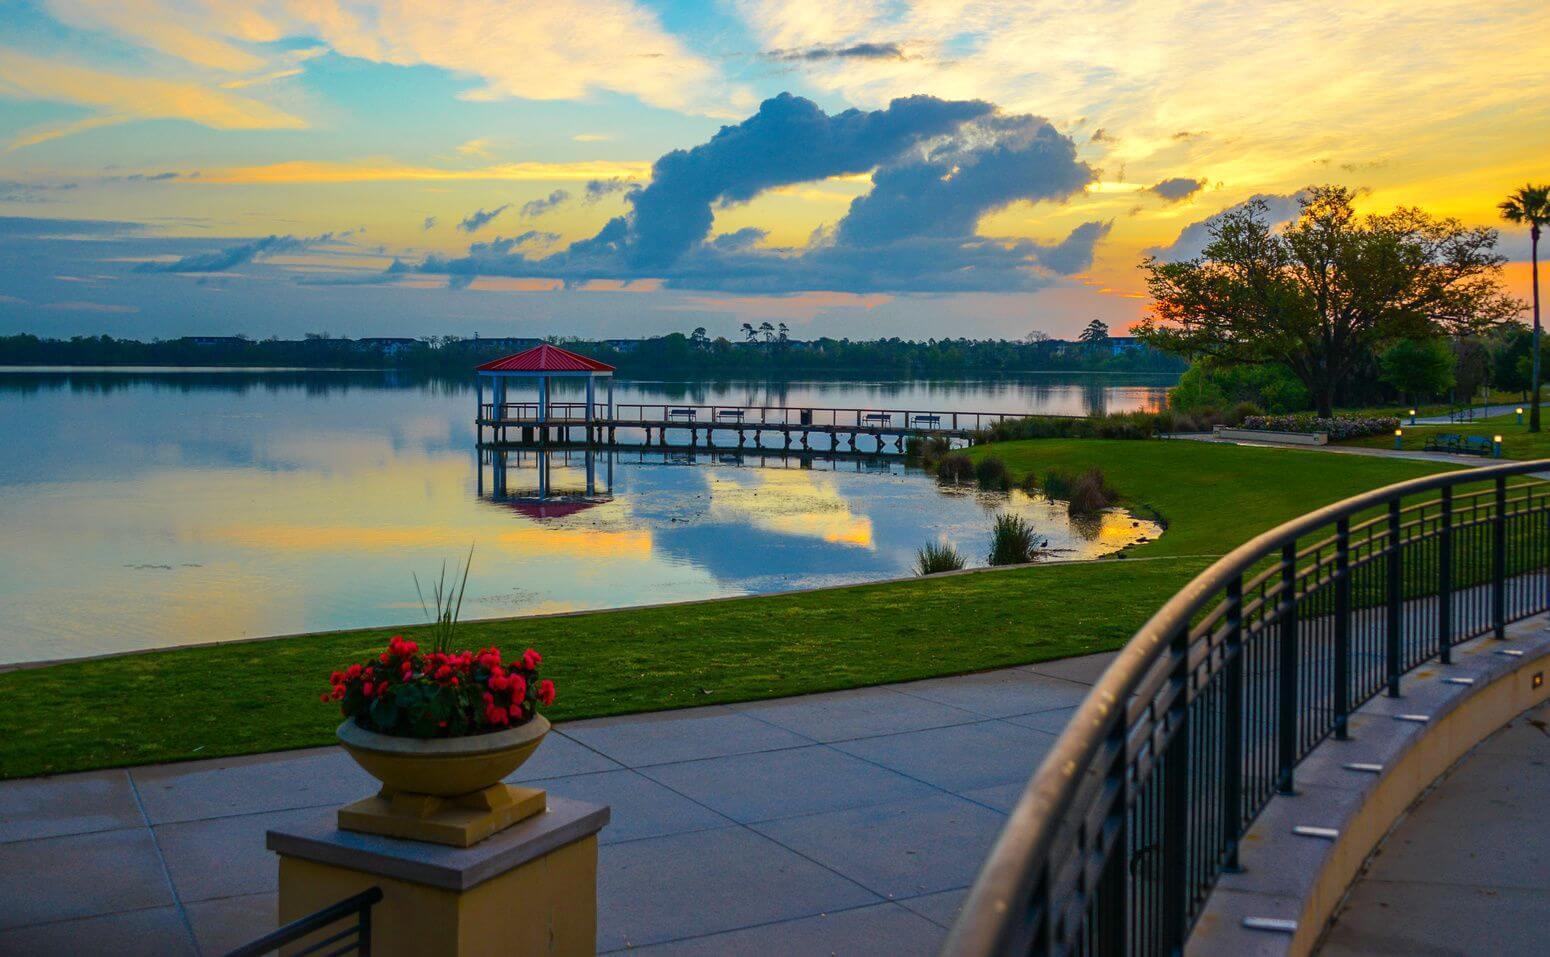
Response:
[1276,541,1299,794]
[1103,710,1129,957]
[1438,487,1453,664]
[1223,575,1245,869]
[1386,500,1403,697]
[1494,476,1508,640]
[1163,624,1191,955]
[1334,519,1352,739]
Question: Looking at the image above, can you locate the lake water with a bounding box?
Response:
[0,369,1173,664]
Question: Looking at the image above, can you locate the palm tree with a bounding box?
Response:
[1500,184,1549,431]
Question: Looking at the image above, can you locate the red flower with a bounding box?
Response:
[508,674,527,701]
[522,648,542,671]
[537,679,556,706]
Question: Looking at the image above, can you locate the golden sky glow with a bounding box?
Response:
[0,0,1545,338]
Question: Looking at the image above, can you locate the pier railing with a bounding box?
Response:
[478,401,1061,432]
[942,460,1550,957]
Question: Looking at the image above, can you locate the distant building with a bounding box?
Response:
[1106,336,1147,355]
[355,337,419,356]
[602,338,641,353]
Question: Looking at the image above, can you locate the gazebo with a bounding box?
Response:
[476,343,616,443]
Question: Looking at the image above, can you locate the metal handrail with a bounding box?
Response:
[224,887,382,957]
[944,460,1550,956]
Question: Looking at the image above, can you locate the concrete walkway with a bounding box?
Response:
[0,653,1115,956]
[1317,699,1550,956]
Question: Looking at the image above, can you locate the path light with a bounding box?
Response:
[1395,428,1403,450]
[1517,406,1525,424]
[1494,434,1504,458]
[1409,408,1417,424]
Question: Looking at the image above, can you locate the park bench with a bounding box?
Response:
[667,408,697,422]
[910,414,942,428]
[714,409,746,422]
[1423,433,1493,456]
[862,412,893,426]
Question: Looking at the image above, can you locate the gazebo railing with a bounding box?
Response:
[943,460,1550,957]
[479,402,1063,431]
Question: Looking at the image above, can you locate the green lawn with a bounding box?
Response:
[0,439,1455,779]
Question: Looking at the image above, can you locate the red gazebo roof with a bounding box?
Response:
[476,343,615,373]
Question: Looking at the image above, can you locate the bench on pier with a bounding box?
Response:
[667,408,697,422]
[714,409,746,422]
[862,413,893,426]
[910,414,942,428]
[1423,433,1493,456]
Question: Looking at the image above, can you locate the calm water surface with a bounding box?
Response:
[0,369,1173,664]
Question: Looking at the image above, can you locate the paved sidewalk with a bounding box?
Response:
[1318,699,1550,956]
[0,653,1116,956]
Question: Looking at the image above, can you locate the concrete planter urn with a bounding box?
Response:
[337,715,549,796]
[336,715,551,847]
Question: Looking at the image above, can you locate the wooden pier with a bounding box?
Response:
[476,401,1049,454]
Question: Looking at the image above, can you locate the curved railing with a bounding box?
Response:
[944,459,1550,956]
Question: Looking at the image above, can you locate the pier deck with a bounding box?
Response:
[477,402,1053,452]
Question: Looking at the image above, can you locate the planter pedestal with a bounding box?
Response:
[339,782,548,848]
[268,796,609,957]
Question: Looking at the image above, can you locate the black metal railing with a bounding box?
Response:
[943,460,1550,957]
[224,887,382,957]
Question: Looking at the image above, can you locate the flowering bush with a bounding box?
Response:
[325,635,555,738]
[1240,414,1399,441]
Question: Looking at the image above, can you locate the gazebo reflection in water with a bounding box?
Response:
[477,447,615,515]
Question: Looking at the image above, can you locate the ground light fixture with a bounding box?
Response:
[1518,406,1526,424]
[1409,408,1417,424]
[1395,428,1404,450]
[1494,435,1504,457]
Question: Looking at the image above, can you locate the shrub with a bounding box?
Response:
[916,541,967,575]
[1067,468,1118,515]
[1041,468,1076,500]
[1226,401,1264,426]
[975,455,1010,489]
[987,513,1045,566]
[936,453,976,483]
[1240,414,1398,441]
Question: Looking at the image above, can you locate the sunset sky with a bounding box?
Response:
[1,0,1546,340]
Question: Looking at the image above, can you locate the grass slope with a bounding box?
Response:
[0,439,1451,779]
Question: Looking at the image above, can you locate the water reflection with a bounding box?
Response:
[0,369,1171,664]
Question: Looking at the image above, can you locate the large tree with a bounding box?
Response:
[1499,184,1548,430]
[1138,185,1520,415]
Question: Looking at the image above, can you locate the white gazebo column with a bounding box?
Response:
[476,376,484,443]
[538,376,549,440]
[606,378,615,442]
[585,376,596,442]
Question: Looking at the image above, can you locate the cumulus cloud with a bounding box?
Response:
[422,216,438,230]
[520,190,571,218]
[470,231,561,254]
[112,171,192,182]
[416,92,1099,294]
[458,205,510,233]
[1149,192,1306,262]
[1146,177,1205,202]
[0,180,78,202]
[134,231,351,273]
[584,178,637,203]
[767,42,908,62]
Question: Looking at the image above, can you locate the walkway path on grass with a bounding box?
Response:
[0,652,1116,956]
[1317,698,1550,956]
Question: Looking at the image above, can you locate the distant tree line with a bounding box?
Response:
[0,331,1185,377]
